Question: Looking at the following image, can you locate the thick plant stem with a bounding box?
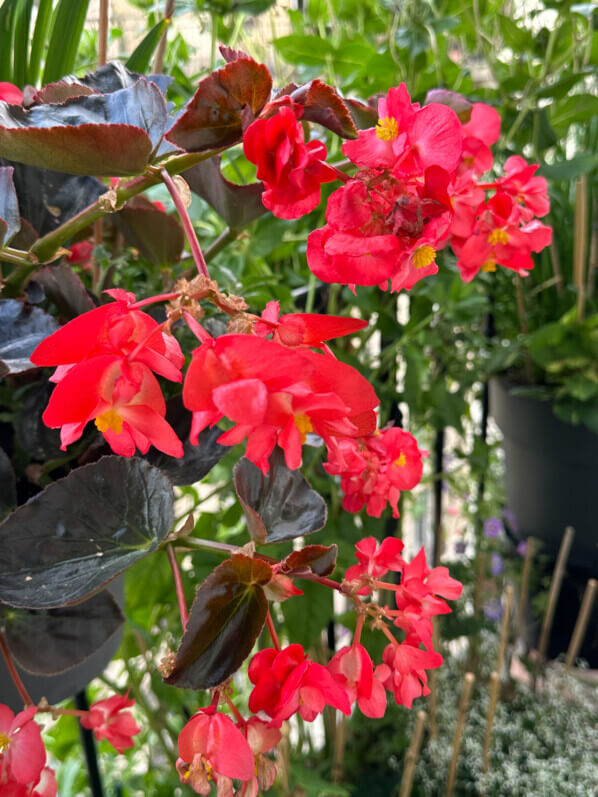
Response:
[0,634,33,706]
[1,150,219,296]
[167,544,189,630]
[161,168,209,278]
[98,0,109,67]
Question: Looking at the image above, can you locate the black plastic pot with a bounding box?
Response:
[490,377,598,572]
[491,377,598,663]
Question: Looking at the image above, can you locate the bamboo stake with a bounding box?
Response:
[154,0,176,74]
[586,193,598,297]
[98,0,109,67]
[514,276,533,382]
[428,621,440,737]
[331,713,348,783]
[538,526,575,662]
[549,240,565,298]
[515,538,535,642]
[482,672,501,775]
[573,176,588,321]
[444,673,475,797]
[466,551,487,673]
[496,585,514,676]
[399,711,427,797]
[565,578,598,669]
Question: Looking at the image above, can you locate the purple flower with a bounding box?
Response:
[490,552,504,576]
[502,508,519,533]
[517,540,528,557]
[484,598,503,622]
[454,540,467,555]
[483,517,503,538]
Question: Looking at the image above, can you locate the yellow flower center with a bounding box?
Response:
[394,452,407,467]
[376,116,399,141]
[94,408,124,435]
[294,413,314,444]
[482,259,497,273]
[413,245,436,269]
[0,732,10,753]
[488,228,509,246]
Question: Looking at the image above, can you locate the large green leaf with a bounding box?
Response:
[164,554,272,689]
[27,0,53,86]
[0,457,174,609]
[126,17,170,74]
[42,0,90,84]
[12,0,34,88]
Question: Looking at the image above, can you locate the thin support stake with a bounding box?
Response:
[399,710,426,797]
[495,585,514,676]
[75,690,106,797]
[482,672,501,774]
[444,672,475,797]
[538,526,575,662]
[565,578,598,669]
[515,538,535,642]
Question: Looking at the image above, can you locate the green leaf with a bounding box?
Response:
[538,154,598,180]
[233,447,327,545]
[0,0,19,82]
[164,554,272,689]
[0,457,174,609]
[27,0,54,86]
[281,577,332,648]
[12,0,34,89]
[42,0,90,84]
[550,94,598,133]
[1,589,124,675]
[498,14,533,50]
[115,195,185,265]
[126,17,170,74]
[273,34,334,66]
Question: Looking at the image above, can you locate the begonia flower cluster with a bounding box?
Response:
[243,83,552,289]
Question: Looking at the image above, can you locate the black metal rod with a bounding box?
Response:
[75,690,106,797]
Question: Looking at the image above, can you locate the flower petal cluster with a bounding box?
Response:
[0,706,46,787]
[80,693,141,753]
[243,102,336,219]
[31,290,184,457]
[176,710,254,796]
[377,641,443,709]
[239,717,281,797]
[328,643,387,718]
[248,644,351,724]
[183,331,378,472]
[255,300,368,348]
[325,427,424,517]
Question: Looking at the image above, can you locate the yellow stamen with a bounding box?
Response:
[0,732,10,753]
[94,408,124,435]
[413,245,436,269]
[488,228,509,246]
[294,413,314,444]
[394,452,407,467]
[376,116,399,141]
[482,259,497,273]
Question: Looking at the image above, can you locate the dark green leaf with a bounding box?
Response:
[233,447,327,545]
[115,195,184,266]
[1,589,124,675]
[126,18,170,74]
[145,395,228,486]
[0,446,17,520]
[0,158,104,237]
[550,94,598,133]
[27,0,53,86]
[184,154,266,228]
[12,0,34,89]
[16,379,63,459]
[281,544,338,577]
[0,457,174,609]
[164,554,272,689]
[42,0,91,84]
[0,165,20,245]
[280,577,332,648]
[0,80,169,175]
[0,0,18,82]
[273,34,334,66]
[166,54,272,152]
[32,263,96,319]
[0,299,58,376]
[345,97,378,130]
[538,154,598,180]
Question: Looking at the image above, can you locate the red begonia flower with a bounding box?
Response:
[255,300,368,348]
[459,103,501,175]
[328,643,387,718]
[379,641,443,709]
[0,82,23,104]
[243,104,336,219]
[248,644,351,724]
[41,355,183,457]
[0,705,45,786]
[66,240,95,271]
[342,83,462,175]
[183,333,377,472]
[496,155,550,219]
[31,289,184,384]
[80,694,140,754]
[239,717,281,797]
[177,710,254,794]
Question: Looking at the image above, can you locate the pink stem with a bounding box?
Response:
[331,165,352,184]
[0,634,33,706]
[129,291,181,309]
[265,609,281,651]
[167,545,189,631]
[224,694,245,725]
[353,613,365,647]
[127,320,168,362]
[161,169,209,278]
